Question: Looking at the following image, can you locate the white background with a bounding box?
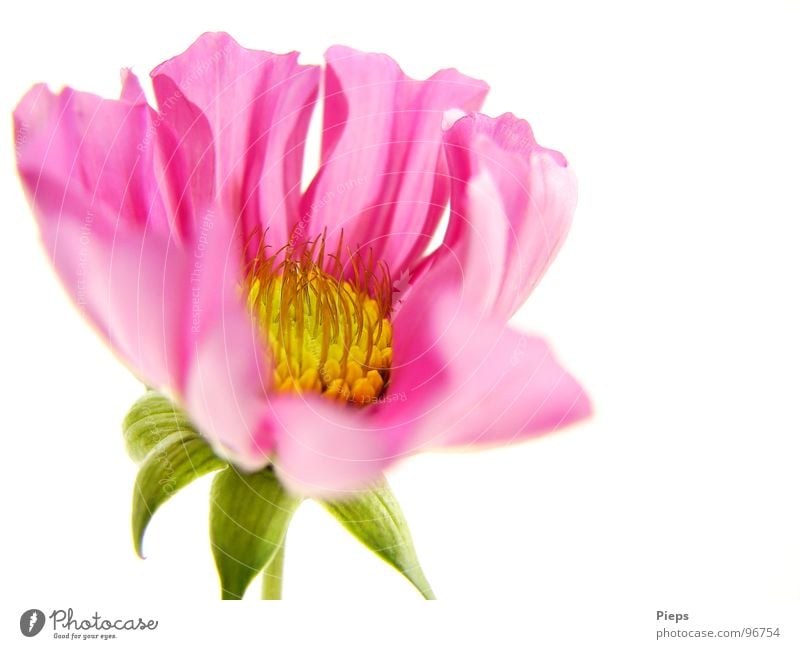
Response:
[1,0,799,646]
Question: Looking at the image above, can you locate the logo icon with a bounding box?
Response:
[20,609,45,637]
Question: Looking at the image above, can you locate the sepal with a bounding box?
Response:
[321,480,435,599]
[210,466,301,599]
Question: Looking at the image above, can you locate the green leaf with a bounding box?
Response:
[132,431,226,557]
[123,391,198,463]
[321,480,435,599]
[260,540,285,600]
[210,466,301,600]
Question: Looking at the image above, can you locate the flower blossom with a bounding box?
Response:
[14,33,590,496]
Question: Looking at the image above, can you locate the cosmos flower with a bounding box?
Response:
[14,32,590,497]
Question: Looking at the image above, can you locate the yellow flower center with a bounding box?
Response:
[246,235,393,405]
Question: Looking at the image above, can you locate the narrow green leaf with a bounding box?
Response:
[132,431,226,557]
[210,466,301,600]
[321,480,435,599]
[123,391,198,463]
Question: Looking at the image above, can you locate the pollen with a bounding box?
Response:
[245,233,393,406]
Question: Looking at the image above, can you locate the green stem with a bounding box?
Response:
[261,540,285,600]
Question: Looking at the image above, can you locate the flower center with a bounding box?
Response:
[246,236,393,405]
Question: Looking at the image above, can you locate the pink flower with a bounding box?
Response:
[14,33,590,496]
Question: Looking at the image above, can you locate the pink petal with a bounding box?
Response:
[15,80,275,469]
[267,394,401,497]
[117,68,210,242]
[14,84,191,390]
[387,267,591,451]
[158,140,274,470]
[439,112,578,319]
[300,46,488,276]
[180,207,272,467]
[119,68,146,104]
[150,32,320,258]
